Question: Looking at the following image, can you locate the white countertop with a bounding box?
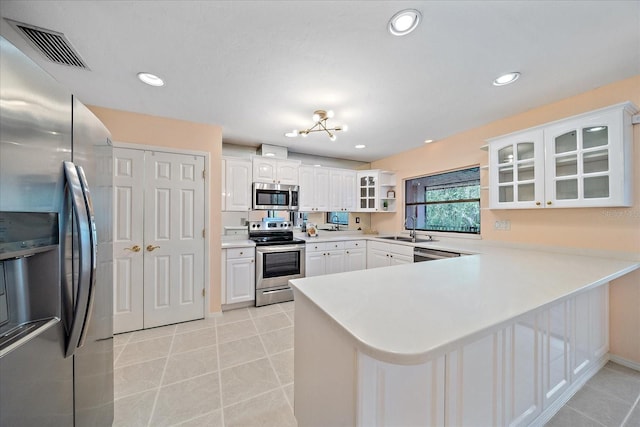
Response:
[289,244,639,365]
[221,236,255,249]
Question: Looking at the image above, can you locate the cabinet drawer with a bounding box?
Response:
[344,240,365,250]
[226,247,255,259]
[325,241,345,250]
[306,242,327,252]
[389,243,413,257]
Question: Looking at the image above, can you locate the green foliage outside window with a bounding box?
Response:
[405,167,480,234]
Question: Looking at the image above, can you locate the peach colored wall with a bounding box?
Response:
[88,106,224,313]
[370,75,640,363]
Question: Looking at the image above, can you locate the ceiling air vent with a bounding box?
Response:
[6,19,89,69]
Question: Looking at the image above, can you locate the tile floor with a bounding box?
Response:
[113,302,296,427]
[113,300,640,427]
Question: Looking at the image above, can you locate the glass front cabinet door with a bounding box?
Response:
[543,107,630,208]
[489,129,545,209]
[357,171,378,212]
[488,102,636,209]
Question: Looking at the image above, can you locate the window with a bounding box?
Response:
[405,167,480,234]
[326,212,349,225]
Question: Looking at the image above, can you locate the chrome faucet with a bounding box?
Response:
[332,214,340,231]
[404,215,417,241]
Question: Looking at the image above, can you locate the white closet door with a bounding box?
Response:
[113,148,145,333]
[143,151,205,328]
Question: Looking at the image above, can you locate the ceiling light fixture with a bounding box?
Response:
[355,144,366,149]
[424,139,434,144]
[493,72,520,86]
[388,9,422,36]
[137,72,164,87]
[286,110,347,141]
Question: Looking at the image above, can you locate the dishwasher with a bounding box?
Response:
[413,247,463,262]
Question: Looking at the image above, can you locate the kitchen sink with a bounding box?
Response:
[378,236,438,243]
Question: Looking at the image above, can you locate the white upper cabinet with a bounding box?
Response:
[329,168,357,212]
[488,102,637,209]
[223,157,252,211]
[357,170,397,212]
[299,165,330,212]
[252,157,301,185]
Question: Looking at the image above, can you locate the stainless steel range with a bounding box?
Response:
[249,219,305,306]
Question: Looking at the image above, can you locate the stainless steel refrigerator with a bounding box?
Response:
[0,36,114,426]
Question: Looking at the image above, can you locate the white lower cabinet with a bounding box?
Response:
[366,240,413,269]
[344,240,366,272]
[305,241,345,277]
[352,284,609,426]
[222,247,255,304]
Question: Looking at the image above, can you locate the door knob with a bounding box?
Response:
[146,245,160,252]
[125,245,141,252]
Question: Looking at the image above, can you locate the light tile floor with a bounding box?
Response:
[113,301,296,427]
[113,300,640,427]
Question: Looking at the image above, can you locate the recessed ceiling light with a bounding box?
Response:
[493,72,520,86]
[355,144,366,149]
[284,130,299,137]
[388,9,421,36]
[424,139,434,144]
[137,72,164,87]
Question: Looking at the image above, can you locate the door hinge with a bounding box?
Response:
[202,169,206,179]
[202,228,206,238]
[202,288,205,297]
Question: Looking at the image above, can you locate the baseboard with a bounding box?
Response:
[529,355,608,427]
[608,353,640,371]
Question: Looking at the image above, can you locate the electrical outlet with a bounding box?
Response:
[494,220,511,231]
[355,217,360,223]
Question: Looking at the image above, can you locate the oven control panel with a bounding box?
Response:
[248,220,293,231]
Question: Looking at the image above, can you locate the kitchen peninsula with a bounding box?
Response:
[289,245,639,426]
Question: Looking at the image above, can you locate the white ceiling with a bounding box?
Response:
[1,1,638,162]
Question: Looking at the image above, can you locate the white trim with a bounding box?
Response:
[608,354,640,371]
[113,140,208,157]
[529,355,608,427]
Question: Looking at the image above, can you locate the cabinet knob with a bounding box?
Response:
[547,201,552,205]
[251,259,254,263]
[124,245,141,252]
[240,251,243,255]
[386,254,389,257]
[346,251,349,254]
[536,202,541,206]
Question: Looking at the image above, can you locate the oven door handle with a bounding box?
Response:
[262,287,291,295]
[256,244,306,253]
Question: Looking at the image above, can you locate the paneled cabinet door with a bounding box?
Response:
[325,250,345,275]
[488,129,545,209]
[224,158,251,211]
[305,251,326,278]
[225,255,255,304]
[329,169,357,212]
[252,158,277,183]
[344,248,366,272]
[276,160,300,185]
[299,166,330,212]
[367,247,390,269]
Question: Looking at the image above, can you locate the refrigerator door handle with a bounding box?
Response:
[63,161,93,358]
[76,165,97,348]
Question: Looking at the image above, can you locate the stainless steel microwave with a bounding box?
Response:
[253,182,299,211]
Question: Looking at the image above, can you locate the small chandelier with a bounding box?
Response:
[285,110,348,141]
